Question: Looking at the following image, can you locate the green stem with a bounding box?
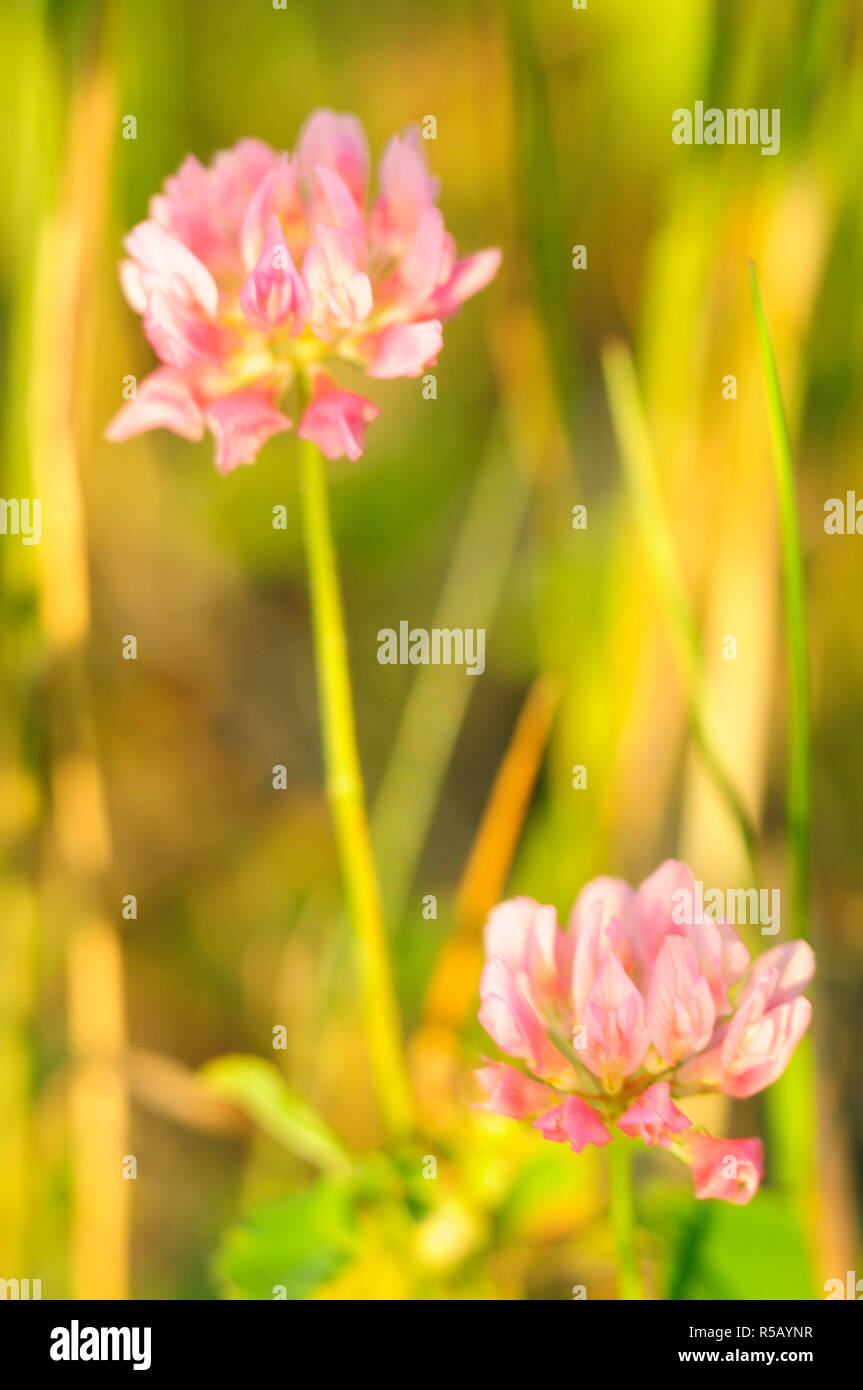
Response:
[608,1141,643,1300]
[298,430,413,1141]
[748,263,811,941]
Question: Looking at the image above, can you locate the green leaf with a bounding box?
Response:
[639,1181,816,1300]
[200,1054,350,1174]
[215,1179,357,1300]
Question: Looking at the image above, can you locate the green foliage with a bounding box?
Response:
[215,1178,357,1300]
[213,1151,432,1299]
[639,1182,816,1300]
[200,1055,351,1175]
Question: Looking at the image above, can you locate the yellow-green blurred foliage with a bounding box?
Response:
[0,0,861,1299]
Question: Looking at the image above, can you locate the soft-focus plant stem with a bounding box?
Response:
[601,341,758,877]
[749,265,817,1234]
[748,263,811,942]
[27,11,129,1298]
[298,429,413,1142]
[608,1141,643,1300]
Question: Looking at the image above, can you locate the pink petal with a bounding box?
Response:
[646,935,716,1065]
[569,876,640,1004]
[478,957,569,1082]
[484,897,555,967]
[580,954,649,1090]
[483,897,573,1019]
[120,259,150,314]
[637,859,696,973]
[105,367,205,443]
[682,919,750,1016]
[427,247,502,317]
[204,390,291,474]
[754,940,816,1008]
[309,165,367,263]
[143,290,237,369]
[150,154,216,256]
[302,225,373,337]
[360,320,443,379]
[240,215,310,332]
[688,1134,764,1205]
[152,142,279,277]
[240,156,306,269]
[122,220,219,317]
[297,372,379,462]
[569,876,638,946]
[377,205,449,314]
[213,138,281,195]
[533,1097,612,1153]
[211,138,282,235]
[717,921,752,991]
[617,1081,690,1147]
[474,1061,556,1120]
[718,981,812,1099]
[674,1024,729,1091]
[297,109,369,207]
[368,131,440,254]
[684,919,750,1014]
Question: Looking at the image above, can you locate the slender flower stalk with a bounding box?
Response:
[608,1140,643,1300]
[298,414,412,1140]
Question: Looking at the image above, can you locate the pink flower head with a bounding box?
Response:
[107,110,501,470]
[476,861,814,1204]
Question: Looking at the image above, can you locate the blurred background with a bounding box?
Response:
[1,0,861,1299]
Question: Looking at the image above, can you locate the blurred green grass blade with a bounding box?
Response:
[201,1055,351,1176]
[372,414,529,925]
[600,340,757,872]
[748,262,812,943]
[749,265,816,1241]
[503,0,580,445]
[601,344,701,675]
[0,0,53,1281]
